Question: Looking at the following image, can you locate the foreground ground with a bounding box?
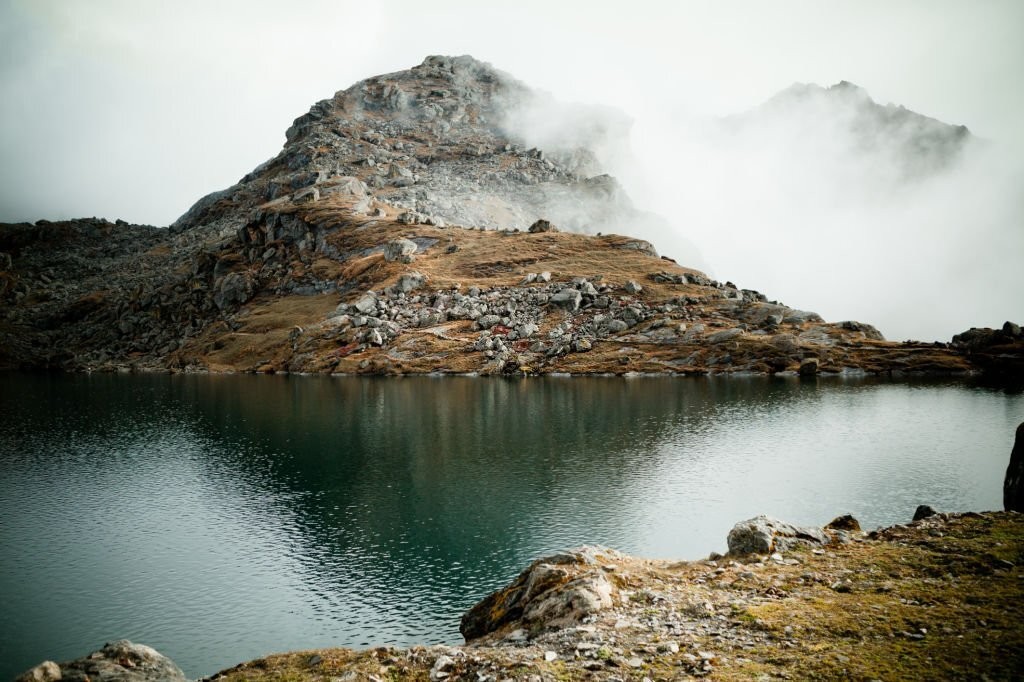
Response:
[203,511,1023,682]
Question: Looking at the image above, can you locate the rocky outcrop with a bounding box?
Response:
[460,546,620,641]
[726,514,862,556]
[16,640,186,682]
[1005,422,1024,512]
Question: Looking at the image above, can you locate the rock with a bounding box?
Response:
[1004,321,1022,337]
[460,546,619,640]
[825,514,862,532]
[799,358,819,376]
[1004,422,1024,512]
[781,308,823,324]
[393,271,427,294]
[624,280,643,294]
[383,238,418,263]
[913,504,938,521]
[771,334,800,353]
[726,516,830,556]
[537,271,551,282]
[368,328,384,346]
[528,219,557,233]
[354,292,378,314]
[707,328,742,344]
[213,271,255,310]
[317,175,367,198]
[17,640,187,682]
[15,661,61,682]
[617,239,658,257]
[477,314,502,330]
[574,338,593,352]
[549,288,582,312]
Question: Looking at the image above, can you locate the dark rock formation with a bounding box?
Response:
[1005,423,1024,512]
[913,504,938,521]
[16,640,186,682]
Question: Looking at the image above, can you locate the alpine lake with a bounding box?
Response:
[1,371,1021,678]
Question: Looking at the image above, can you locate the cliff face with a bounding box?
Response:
[0,56,1016,377]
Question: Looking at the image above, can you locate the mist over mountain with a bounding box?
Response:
[621,79,1023,342]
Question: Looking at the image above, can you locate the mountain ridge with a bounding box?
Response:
[0,56,1019,378]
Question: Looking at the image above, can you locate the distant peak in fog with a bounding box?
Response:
[727,79,973,180]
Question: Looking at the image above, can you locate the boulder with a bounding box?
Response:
[476,314,502,330]
[383,238,418,263]
[913,504,938,521]
[799,357,819,376]
[549,288,582,312]
[528,219,557,233]
[707,328,742,344]
[212,271,255,310]
[393,271,426,294]
[460,546,619,641]
[1005,422,1024,512]
[623,280,643,294]
[825,514,862,532]
[726,515,830,556]
[16,640,187,682]
[353,292,378,314]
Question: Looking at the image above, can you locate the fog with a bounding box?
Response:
[1,0,1021,341]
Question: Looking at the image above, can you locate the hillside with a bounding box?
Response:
[0,56,1019,378]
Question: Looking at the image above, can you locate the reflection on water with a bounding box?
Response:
[0,373,1020,678]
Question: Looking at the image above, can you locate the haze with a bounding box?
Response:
[1,0,1021,341]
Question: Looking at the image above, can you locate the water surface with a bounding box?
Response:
[1,373,1020,678]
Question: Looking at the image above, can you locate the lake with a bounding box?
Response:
[1,372,1020,678]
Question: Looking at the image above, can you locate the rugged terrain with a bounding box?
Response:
[18,510,1024,681]
[0,55,1020,378]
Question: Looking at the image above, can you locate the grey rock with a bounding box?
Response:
[606,319,629,333]
[549,288,582,312]
[516,322,539,338]
[213,271,255,310]
[368,328,384,346]
[624,280,643,294]
[574,338,593,352]
[477,314,502,330]
[727,516,830,556]
[537,271,551,283]
[354,292,378,314]
[383,238,418,263]
[15,661,60,682]
[16,640,187,682]
[393,271,426,294]
[460,546,620,640]
[707,328,742,344]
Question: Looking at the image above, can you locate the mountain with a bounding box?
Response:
[725,79,973,179]
[0,56,1018,377]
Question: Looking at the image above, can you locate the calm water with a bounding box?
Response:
[0,372,1021,678]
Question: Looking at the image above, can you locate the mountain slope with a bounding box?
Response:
[0,56,1017,377]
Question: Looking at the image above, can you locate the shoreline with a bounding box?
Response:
[17,510,1024,682]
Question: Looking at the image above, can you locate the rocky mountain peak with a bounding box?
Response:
[170,54,642,240]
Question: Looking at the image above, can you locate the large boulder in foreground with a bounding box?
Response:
[726,515,859,556]
[1006,422,1024,512]
[16,640,186,682]
[460,546,620,641]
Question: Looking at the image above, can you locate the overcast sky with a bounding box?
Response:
[1,0,1021,340]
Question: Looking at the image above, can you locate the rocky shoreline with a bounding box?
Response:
[17,509,1024,681]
